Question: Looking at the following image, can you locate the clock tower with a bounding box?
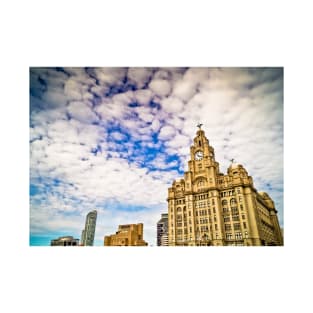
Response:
[167,125,224,246]
[187,126,220,190]
[166,124,283,246]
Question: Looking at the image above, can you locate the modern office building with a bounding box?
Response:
[104,223,148,246]
[167,125,283,246]
[51,236,79,246]
[157,213,168,246]
[160,233,169,246]
[81,210,97,246]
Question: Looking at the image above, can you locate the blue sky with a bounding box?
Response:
[29,67,283,246]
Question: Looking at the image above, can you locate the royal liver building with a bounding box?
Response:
[167,126,283,246]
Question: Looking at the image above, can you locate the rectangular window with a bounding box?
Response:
[215,224,218,231]
[232,215,239,221]
[235,232,242,240]
[234,223,241,230]
[231,207,238,214]
[243,222,247,229]
[224,216,230,222]
[213,207,216,214]
[225,224,232,231]
[226,233,232,240]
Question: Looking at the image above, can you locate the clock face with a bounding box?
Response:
[195,151,203,160]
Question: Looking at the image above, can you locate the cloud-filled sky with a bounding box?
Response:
[29,67,283,246]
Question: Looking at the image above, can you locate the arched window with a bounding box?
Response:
[230,198,237,205]
[177,207,182,212]
[222,199,228,206]
[197,180,204,187]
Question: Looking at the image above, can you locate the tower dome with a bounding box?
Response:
[227,162,247,176]
[229,162,241,169]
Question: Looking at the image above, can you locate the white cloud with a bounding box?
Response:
[64,78,85,100]
[134,89,153,105]
[67,101,99,124]
[148,154,178,170]
[158,125,176,140]
[127,68,154,88]
[160,96,184,114]
[172,79,197,102]
[136,106,154,123]
[30,67,284,246]
[149,79,172,97]
[110,131,127,141]
[93,67,127,86]
[151,118,161,132]
[165,133,191,150]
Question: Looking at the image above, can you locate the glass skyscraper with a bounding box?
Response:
[81,210,97,246]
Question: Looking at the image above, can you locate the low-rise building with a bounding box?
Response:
[104,223,148,246]
[51,236,79,246]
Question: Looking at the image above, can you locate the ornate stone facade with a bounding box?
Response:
[167,127,283,246]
